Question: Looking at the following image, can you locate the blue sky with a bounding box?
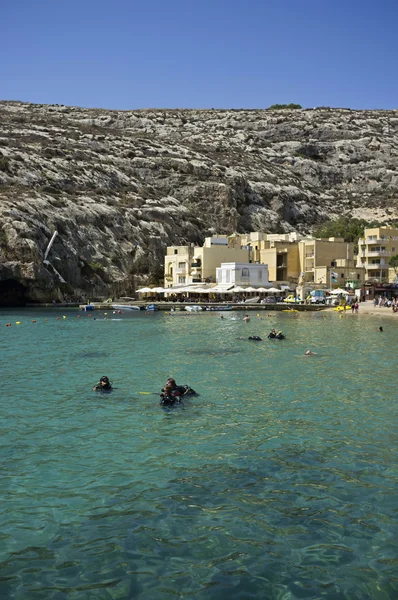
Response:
[1,0,397,110]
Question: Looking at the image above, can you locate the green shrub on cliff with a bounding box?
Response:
[312,217,370,244]
[268,103,302,110]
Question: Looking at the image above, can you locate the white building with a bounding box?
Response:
[216,262,270,288]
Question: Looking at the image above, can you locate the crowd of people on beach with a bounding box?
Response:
[374,295,398,311]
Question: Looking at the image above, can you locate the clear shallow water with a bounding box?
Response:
[1,308,397,600]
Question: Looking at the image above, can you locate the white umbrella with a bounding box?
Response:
[267,287,282,293]
[333,288,350,295]
[136,287,153,293]
[151,287,166,293]
[231,286,246,292]
[244,287,258,292]
[256,287,269,292]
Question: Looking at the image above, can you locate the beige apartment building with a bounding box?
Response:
[357,226,398,283]
[164,232,366,290]
[164,236,248,288]
[298,237,364,287]
[228,232,303,283]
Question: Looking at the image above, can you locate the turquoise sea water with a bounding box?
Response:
[0,307,397,600]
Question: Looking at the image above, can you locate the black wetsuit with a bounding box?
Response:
[94,383,112,391]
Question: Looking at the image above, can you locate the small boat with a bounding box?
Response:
[206,305,233,311]
[146,303,159,311]
[81,304,95,311]
[112,304,142,311]
[185,305,203,312]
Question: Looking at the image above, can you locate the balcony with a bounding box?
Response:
[366,263,389,269]
[191,262,202,268]
[366,251,391,257]
[305,252,314,257]
[176,268,186,274]
[366,237,386,243]
[366,237,398,243]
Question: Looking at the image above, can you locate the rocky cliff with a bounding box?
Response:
[1,101,398,304]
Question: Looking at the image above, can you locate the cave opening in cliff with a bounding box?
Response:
[0,279,29,306]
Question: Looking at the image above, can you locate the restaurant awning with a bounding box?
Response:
[208,285,235,293]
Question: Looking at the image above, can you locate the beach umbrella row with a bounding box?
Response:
[136,285,284,294]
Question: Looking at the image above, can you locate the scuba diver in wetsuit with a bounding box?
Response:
[160,378,198,406]
[93,376,113,391]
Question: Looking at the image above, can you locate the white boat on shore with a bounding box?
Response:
[185,305,203,312]
[112,304,142,311]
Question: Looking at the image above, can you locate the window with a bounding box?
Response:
[357,274,360,279]
[331,261,336,267]
[178,276,186,284]
[174,249,178,255]
[393,248,396,252]
[178,262,185,268]
[341,274,344,278]
[242,268,250,278]
[258,271,262,282]
[226,271,230,283]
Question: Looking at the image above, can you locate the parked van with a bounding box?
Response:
[309,290,326,304]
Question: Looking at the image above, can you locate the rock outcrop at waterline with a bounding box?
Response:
[1,101,398,303]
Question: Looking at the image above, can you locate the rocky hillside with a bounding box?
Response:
[1,101,398,304]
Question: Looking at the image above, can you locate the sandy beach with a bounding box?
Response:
[331,301,398,319]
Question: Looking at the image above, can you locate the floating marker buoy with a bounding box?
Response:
[16,321,21,325]
[63,316,66,319]
[104,312,107,315]
[32,320,36,323]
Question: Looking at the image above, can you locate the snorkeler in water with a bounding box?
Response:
[93,376,113,391]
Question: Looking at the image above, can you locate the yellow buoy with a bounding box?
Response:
[16,321,21,325]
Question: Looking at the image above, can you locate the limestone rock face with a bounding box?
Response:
[1,101,398,303]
